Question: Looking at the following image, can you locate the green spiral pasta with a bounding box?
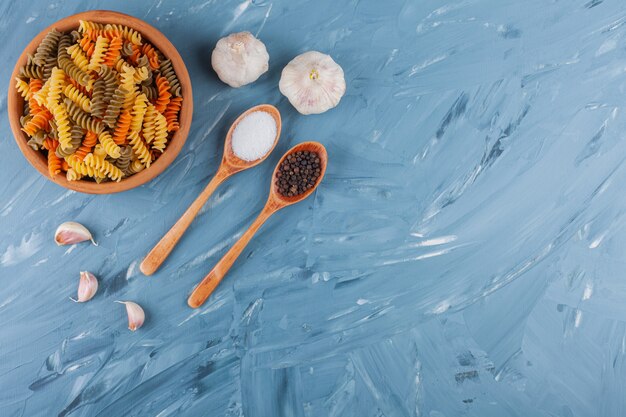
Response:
[141,85,157,100]
[121,41,134,57]
[33,29,61,66]
[42,56,57,80]
[27,129,47,150]
[56,125,84,158]
[98,66,119,108]
[57,34,72,62]
[159,59,181,97]
[49,119,58,140]
[90,79,107,119]
[64,98,104,133]
[19,63,43,79]
[103,86,128,129]
[113,145,133,173]
[20,114,32,128]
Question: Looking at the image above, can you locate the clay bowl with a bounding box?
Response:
[7,10,193,194]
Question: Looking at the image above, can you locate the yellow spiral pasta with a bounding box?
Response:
[128,132,151,166]
[152,111,168,152]
[129,93,148,135]
[142,103,157,144]
[78,20,105,33]
[66,168,83,181]
[15,78,30,99]
[127,159,145,175]
[50,102,72,151]
[67,44,90,72]
[46,67,66,109]
[83,153,123,181]
[65,154,102,177]
[63,84,91,113]
[88,36,109,71]
[97,131,121,159]
[133,66,149,83]
[113,58,129,74]
[104,24,142,45]
[120,66,137,110]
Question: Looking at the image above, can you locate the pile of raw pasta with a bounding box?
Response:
[15,20,183,182]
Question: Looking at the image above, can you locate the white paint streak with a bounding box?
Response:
[589,232,606,249]
[1,232,43,266]
[582,283,593,300]
[412,235,457,247]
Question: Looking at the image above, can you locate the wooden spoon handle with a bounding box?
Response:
[140,168,229,276]
[187,205,274,308]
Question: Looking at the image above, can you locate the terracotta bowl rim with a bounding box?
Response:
[7,9,193,194]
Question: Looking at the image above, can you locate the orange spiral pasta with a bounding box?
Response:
[29,78,43,93]
[128,44,141,65]
[28,79,45,114]
[112,109,132,145]
[73,130,98,161]
[163,96,182,132]
[102,36,123,67]
[141,43,160,70]
[79,36,95,57]
[43,138,62,177]
[67,77,91,98]
[154,75,171,113]
[22,109,53,136]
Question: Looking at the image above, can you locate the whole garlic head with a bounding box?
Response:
[211,32,269,88]
[279,51,346,115]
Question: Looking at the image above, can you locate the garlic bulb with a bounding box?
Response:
[115,301,145,331]
[71,271,98,302]
[55,221,97,246]
[279,51,346,115]
[211,32,269,88]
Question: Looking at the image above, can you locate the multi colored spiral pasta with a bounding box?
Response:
[16,21,184,183]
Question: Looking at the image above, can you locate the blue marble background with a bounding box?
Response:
[1,0,626,416]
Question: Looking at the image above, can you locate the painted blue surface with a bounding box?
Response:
[1,0,626,415]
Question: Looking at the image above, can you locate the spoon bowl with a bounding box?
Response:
[187,141,328,308]
[266,141,328,210]
[221,104,282,173]
[140,104,281,276]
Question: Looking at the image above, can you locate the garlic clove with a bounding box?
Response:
[55,222,97,246]
[70,271,98,302]
[211,31,269,88]
[115,301,145,331]
[279,51,346,115]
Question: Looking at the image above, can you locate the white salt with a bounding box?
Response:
[231,111,277,161]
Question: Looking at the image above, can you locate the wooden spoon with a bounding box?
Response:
[187,141,328,308]
[140,104,282,276]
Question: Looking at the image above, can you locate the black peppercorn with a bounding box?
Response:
[275,151,321,197]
